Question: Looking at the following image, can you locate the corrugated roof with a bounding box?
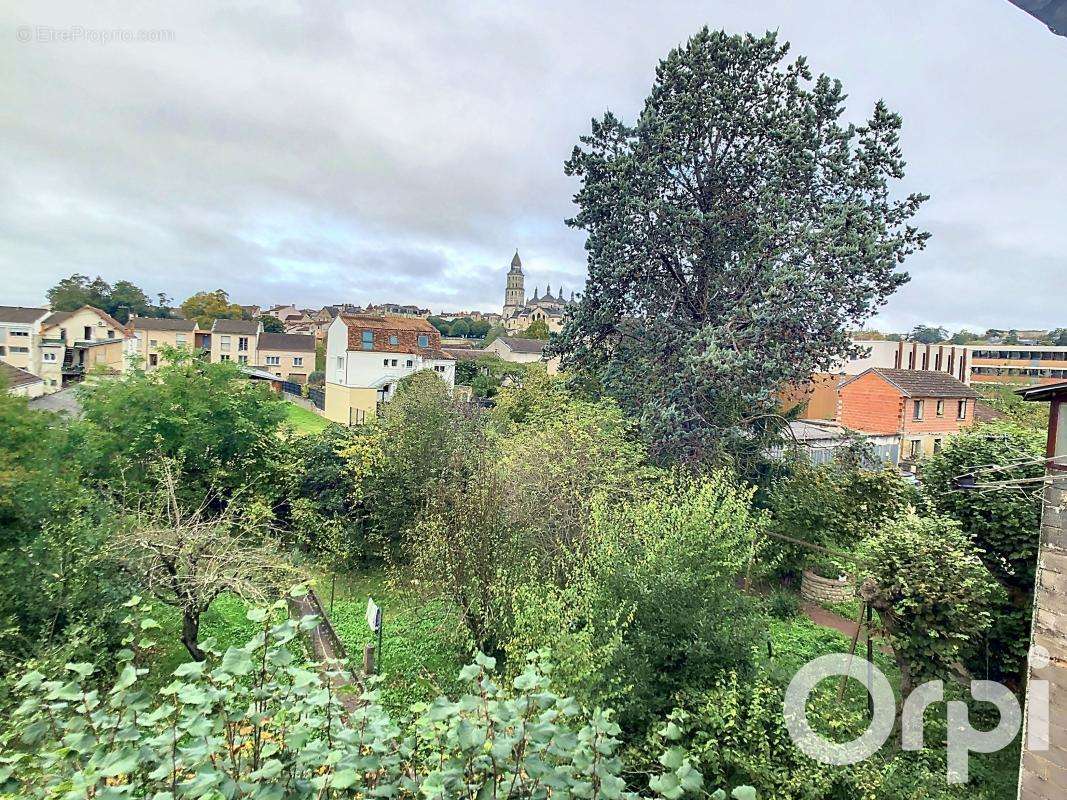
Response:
[129,317,197,332]
[257,332,315,352]
[0,306,48,324]
[0,360,44,388]
[212,318,261,334]
[842,368,980,399]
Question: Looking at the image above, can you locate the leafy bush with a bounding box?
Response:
[765,462,914,578]
[74,351,288,504]
[0,597,750,799]
[859,514,1000,696]
[500,475,769,734]
[766,588,800,620]
[920,421,1044,684]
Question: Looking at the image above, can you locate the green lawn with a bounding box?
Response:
[139,594,259,690]
[284,402,330,435]
[310,568,471,712]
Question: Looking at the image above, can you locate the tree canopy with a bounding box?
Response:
[554,29,928,468]
[179,289,244,328]
[46,274,171,322]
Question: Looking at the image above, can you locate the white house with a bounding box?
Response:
[324,313,455,425]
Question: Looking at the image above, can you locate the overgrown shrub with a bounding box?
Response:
[920,421,1044,685]
[0,596,751,799]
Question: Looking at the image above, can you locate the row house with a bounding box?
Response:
[324,313,454,425]
[127,316,314,382]
[837,368,980,464]
[0,304,126,393]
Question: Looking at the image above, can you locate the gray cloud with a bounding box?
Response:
[2,0,1065,329]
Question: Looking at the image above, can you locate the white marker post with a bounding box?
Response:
[366,597,382,674]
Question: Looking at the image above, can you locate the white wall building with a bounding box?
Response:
[324,313,455,424]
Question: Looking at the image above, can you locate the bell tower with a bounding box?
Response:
[503,250,525,318]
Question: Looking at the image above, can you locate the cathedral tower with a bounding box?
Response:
[503,251,525,318]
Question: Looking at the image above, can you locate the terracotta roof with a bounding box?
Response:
[129,317,197,332]
[257,332,315,352]
[842,368,980,399]
[339,313,437,333]
[497,336,547,355]
[42,305,125,332]
[212,318,261,334]
[0,306,48,324]
[0,360,44,389]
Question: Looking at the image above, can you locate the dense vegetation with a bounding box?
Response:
[3,28,1039,800]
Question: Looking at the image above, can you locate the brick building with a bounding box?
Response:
[837,368,980,463]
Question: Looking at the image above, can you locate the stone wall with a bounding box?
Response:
[1019,481,1067,799]
[801,570,855,605]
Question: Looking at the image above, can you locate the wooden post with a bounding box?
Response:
[363,643,375,676]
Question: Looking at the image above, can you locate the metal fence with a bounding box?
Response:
[280,380,302,396]
[308,387,325,410]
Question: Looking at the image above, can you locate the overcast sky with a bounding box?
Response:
[2,1,1065,331]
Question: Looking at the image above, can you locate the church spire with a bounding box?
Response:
[532,286,539,300]
[510,250,522,272]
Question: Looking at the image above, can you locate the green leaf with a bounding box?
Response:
[732,788,758,800]
[221,646,254,676]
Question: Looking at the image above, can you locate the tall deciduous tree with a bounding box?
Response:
[555,29,929,467]
[179,289,244,328]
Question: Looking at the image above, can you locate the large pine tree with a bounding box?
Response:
[555,29,929,467]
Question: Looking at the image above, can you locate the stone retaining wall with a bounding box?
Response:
[801,569,855,605]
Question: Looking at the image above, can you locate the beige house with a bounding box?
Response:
[41,306,127,378]
[484,336,561,373]
[256,332,315,383]
[1,360,45,398]
[0,306,51,374]
[128,317,199,370]
[210,319,261,366]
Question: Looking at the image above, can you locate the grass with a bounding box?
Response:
[284,402,330,435]
[139,594,259,690]
[310,567,470,713]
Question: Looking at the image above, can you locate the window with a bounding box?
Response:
[957,400,968,419]
[293,357,302,366]
[175,333,187,346]
[335,356,344,370]
[83,326,92,340]
[108,330,115,339]
[10,328,29,337]
[149,353,158,367]
[43,352,57,362]
[10,346,28,354]
[909,439,922,458]
[406,360,413,368]
[383,358,390,366]
[149,339,158,348]
[362,330,374,350]
[921,352,928,370]
[934,353,941,370]
[391,359,398,367]
[220,354,230,362]
[238,337,249,351]
[417,334,429,348]
[936,399,944,417]
[434,365,446,373]
[0,346,4,355]
[220,335,231,351]
[265,356,280,366]
[389,335,398,345]
[933,438,943,454]
[912,399,924,420]
[238,355,248,364]
[907,352,915,369]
